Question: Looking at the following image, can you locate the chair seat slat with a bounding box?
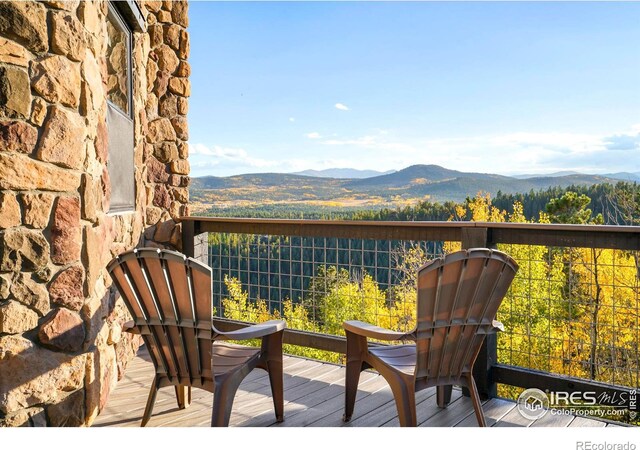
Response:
[132,317,212,330]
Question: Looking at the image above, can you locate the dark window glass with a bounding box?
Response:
[106,2,134,213]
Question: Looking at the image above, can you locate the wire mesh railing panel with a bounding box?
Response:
[496,244,640,390]
[206,231,640,391]
[208,233,444,336]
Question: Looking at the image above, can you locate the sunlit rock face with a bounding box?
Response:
[0,0,190,427]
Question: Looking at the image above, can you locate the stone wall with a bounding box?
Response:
[0,0,190,426]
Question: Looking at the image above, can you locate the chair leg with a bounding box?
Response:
[389,378,417,427]
[466,373,487,427]
[343,331,366,422]
[265,332,284,422]
[211,374,244,427]
[175,385,191,410]
[141,375,161,427]
[437,385,453,408]
[343,356,362,422]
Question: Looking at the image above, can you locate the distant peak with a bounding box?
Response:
[292,168,396,179]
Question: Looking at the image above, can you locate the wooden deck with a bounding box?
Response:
[93,346,616,428]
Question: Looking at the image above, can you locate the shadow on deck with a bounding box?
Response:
[93,346,618,428]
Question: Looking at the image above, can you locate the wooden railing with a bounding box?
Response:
[182,217,640,403]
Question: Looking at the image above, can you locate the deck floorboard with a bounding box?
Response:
[93,347,613,428]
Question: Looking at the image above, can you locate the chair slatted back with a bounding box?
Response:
[107,248,213,386]
[414,248,518,383]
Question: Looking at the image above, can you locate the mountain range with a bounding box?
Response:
[190,164,638,210]
[513,170,640,182]
[293,168,395,178]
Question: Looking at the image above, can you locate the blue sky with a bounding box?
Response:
[187,1,640,178]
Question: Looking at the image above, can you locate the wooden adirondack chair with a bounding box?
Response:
[342,248,518,427]
[107,248,285,427]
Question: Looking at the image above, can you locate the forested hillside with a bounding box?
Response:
[353,181,640,225]
[190,164,626,215]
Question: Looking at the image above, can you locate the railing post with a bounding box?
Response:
[182,219,195,257]
[182,219,208,265]
[461,227,488,249]
[461,226,497,400]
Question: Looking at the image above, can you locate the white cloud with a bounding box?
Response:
[322,133,416,154]
[188,142,372,176]
[416,130,640,175]
[188,143,355,176]
[324,135,377,147]
[289,117,295,122]
[188,127,640,177]
[309,128,640,175]
[188,143,279,175]
[334,103,349,111]
[190,143,248,158]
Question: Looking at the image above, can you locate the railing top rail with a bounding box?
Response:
[181,216,640,250]
[181,216,640,233]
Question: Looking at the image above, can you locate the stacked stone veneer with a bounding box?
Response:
[0,0,190,426]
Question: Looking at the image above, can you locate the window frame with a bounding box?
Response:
[106,2,133,119]
[105,1,135,214]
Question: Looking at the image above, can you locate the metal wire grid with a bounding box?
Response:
[209,234,442,334]
[208,233,639,387]
[496,244,640,388]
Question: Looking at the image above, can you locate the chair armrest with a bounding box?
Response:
[215,320,285,341]
[122,320,141,335]
[343,320,414,341]
[492,320,505,333]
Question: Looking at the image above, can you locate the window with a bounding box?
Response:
[106,2,134,213]
[106,6,131,115]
